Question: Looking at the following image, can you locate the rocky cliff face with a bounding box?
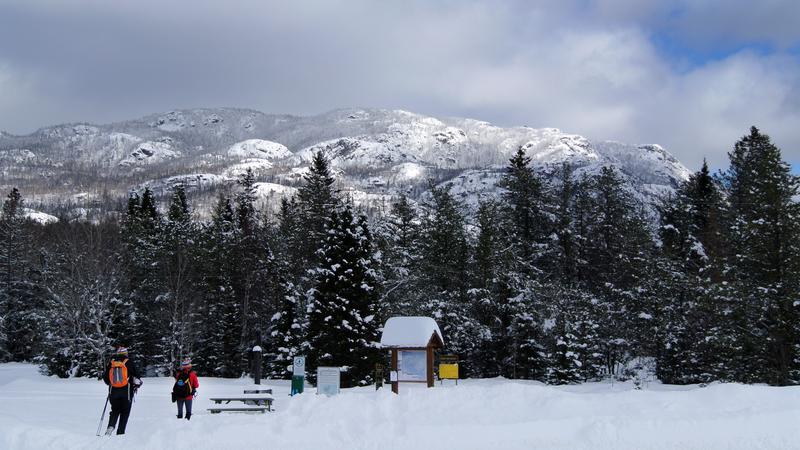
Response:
[0,107,689,220]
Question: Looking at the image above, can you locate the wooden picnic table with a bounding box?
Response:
[208,394,274,413]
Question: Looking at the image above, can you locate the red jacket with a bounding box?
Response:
[175,369,199,400]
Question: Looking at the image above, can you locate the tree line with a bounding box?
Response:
[0,126,797,386]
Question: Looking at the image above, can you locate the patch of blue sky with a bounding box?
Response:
[651,32,776,72]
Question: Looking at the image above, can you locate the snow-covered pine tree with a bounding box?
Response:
[0,188,43,361]
[297,152,339,267]
[553,163,579,285]
[38,221,122,377]
[469,200,516,378]
[267,197,306,379]
[581,167,655,377]
[724,127,800,385]
[507,283,552,381]
[417,183,481,376]
[119,187,169,374]
[497,146,554,272]
[267,279,302,379]
[231,170,279,377]
[656,161,729,384]
[160,184,202,370]
[546,288,604,384]
[373,195,423,316]
[305,204,381,387]
[194,195,240,377]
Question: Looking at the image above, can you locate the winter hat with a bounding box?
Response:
[116,347,129,355]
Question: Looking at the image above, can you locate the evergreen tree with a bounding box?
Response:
[374,195,422,316]
[161,184,202,369]
[305,205,382,387]
[553,163,579,285]
[657,161,729,383]
[267,279,302,379]
[120,187,167,373]
[0,188,42,361]
[38,221,122,377]
[582,167,655,376]
[297,152,339,265]
[546,288,604,384]
[724,127,800,385]
[497,147,554,270]
[267,197,306,378]
[417,184,479,375]
[235,169,258,236]
[195,195,240,376]
[469,200,517,378]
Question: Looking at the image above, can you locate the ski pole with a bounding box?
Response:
[95,389,110,436]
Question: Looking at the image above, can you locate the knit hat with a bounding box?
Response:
[116,347,129,355]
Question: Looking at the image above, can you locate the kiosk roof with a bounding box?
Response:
[380,316,444,348]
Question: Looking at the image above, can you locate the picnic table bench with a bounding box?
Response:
[208,393,274,413]
[243,389,273,395]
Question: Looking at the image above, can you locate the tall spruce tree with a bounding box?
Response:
[161,184,201,369]
[120,187,168,373]
[374,195,422,316]
[724,127,800,385]
[553,163,579,285]
[297,152,339,264]
[418,184,481,375]
[305,205,382,387]
[469,200,517,378]
[546,288,604,384]
[267,197,306,378]
[0,188,42,361]
[497,147,554,271]
[657,161,729,383]
[195,195,240,376]
[582,167,655,376]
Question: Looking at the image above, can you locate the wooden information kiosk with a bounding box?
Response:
[379,316,444,394]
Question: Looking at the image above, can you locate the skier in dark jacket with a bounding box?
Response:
[102,346,142,435]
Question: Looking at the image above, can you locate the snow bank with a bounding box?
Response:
[1,363,799,450]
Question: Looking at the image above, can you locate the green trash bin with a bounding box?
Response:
[291,375,304,395]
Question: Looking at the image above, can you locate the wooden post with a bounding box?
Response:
[252,346,262,385]
[426,347,434,388]
[391,349,399,394]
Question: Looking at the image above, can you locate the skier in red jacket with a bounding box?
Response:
[173,359,199,420]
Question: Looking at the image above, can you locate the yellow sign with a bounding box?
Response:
[439,363,459,380]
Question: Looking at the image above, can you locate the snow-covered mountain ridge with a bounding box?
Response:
[0,107,690,219]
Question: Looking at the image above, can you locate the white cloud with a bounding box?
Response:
[0,0,798,170]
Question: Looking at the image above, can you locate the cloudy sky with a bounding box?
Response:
[1,0,798,170]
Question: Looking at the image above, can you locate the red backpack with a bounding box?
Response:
[109,359,129,388]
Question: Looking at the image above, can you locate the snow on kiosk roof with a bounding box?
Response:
[380,316,444,349]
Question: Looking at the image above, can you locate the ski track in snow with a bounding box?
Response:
[0,363,798,450]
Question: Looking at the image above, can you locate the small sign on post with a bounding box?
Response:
[291,356,305,396]
[438,354,459,385]
[252,345,263,385]
[316,367,341,396]
[375,363,384,390]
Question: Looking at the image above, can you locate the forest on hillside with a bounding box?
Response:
[0,127,797,387]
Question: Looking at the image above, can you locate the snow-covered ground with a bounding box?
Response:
[1,363,798,450]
